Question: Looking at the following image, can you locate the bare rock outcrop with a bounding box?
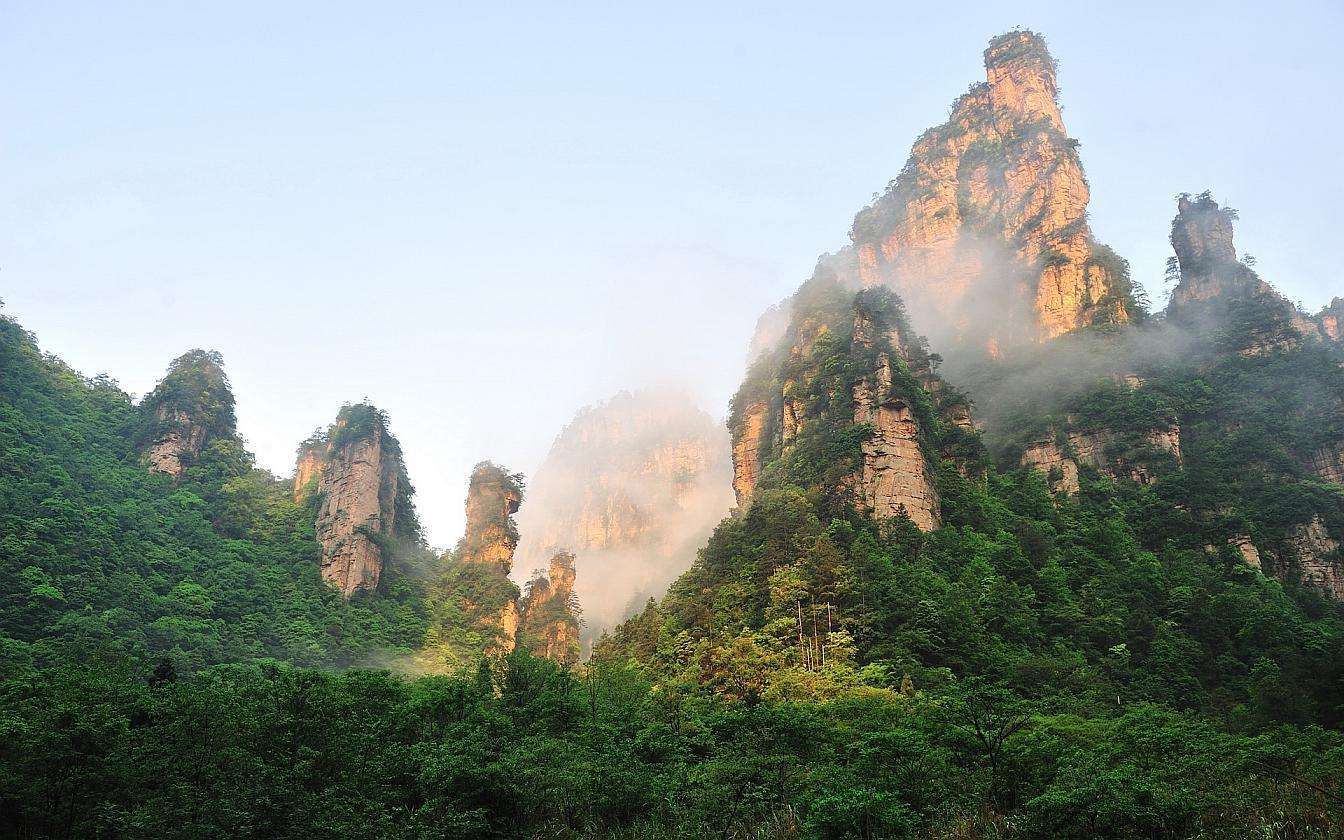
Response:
[1306,443,1344,486]
[849,30,1131,349]
[850,305,941,530]
[138,350,236,480]
[519,551,581,665]
[1316,298,1344,343]
[1020,424,1181,493]
[1165,193,1318,352]
[296,404,414,598]
[1282,517,1344,599]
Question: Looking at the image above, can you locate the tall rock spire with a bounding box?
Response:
[849,30,1132,350]
[456,461,525,655]
[294,403,418,598]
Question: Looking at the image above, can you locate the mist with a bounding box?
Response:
[513,388,735,640]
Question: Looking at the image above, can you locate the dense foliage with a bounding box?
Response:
[3,277,1344,837]
[0,314,428,674]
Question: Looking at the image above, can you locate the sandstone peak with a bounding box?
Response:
[848,30,1133,351]
[461,461,524,570]
[451,461,526,655]
[139,349,236,480]
[297,403,417,597]
[730,275,978,531]
[1167,192,1255,312]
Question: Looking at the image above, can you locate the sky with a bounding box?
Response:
[4,0,1341,547]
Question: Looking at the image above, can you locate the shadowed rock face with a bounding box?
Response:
[850,308,941,530]
[140,350,235,480]
[1282,517,1344,599]
[849,30,1130,350]
[1164,194,1320,353]
[1019,425,1182,495]
[295,404,411,598]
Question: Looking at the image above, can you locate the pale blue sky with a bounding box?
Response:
[4,1,1341,545]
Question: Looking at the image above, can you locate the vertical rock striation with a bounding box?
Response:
[850,306,941,530]
[294,404,417,598]
[138,350,236,480]
[849,30,1132,349]
[730,276,979,533]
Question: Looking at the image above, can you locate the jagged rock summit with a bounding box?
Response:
[294,403,417,597]
[138,349,236,480]
[849,30,1134,351]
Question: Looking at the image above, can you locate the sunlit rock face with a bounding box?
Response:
[295,405,410,598]
[848,30,1130,350]
[731,401,768,506]
[459,461,526,654]
[850,308,941,531]
[139,350,235,480]
[519,551,581,665]
[516,390,734,636]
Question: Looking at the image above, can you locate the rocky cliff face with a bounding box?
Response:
[1167,194,1275,315]
[296,404,414,598]
[139,350,236,480]
[848,30,1131,350]
[850,306,942,530]
[516,390,734,635]
[1316,298,1344,343]
[1280,517,1344,599]
[519,551,581,665]
[730,277,979,532]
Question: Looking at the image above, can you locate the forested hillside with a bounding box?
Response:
[0,312,429,674]
[3,27,1344,840]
